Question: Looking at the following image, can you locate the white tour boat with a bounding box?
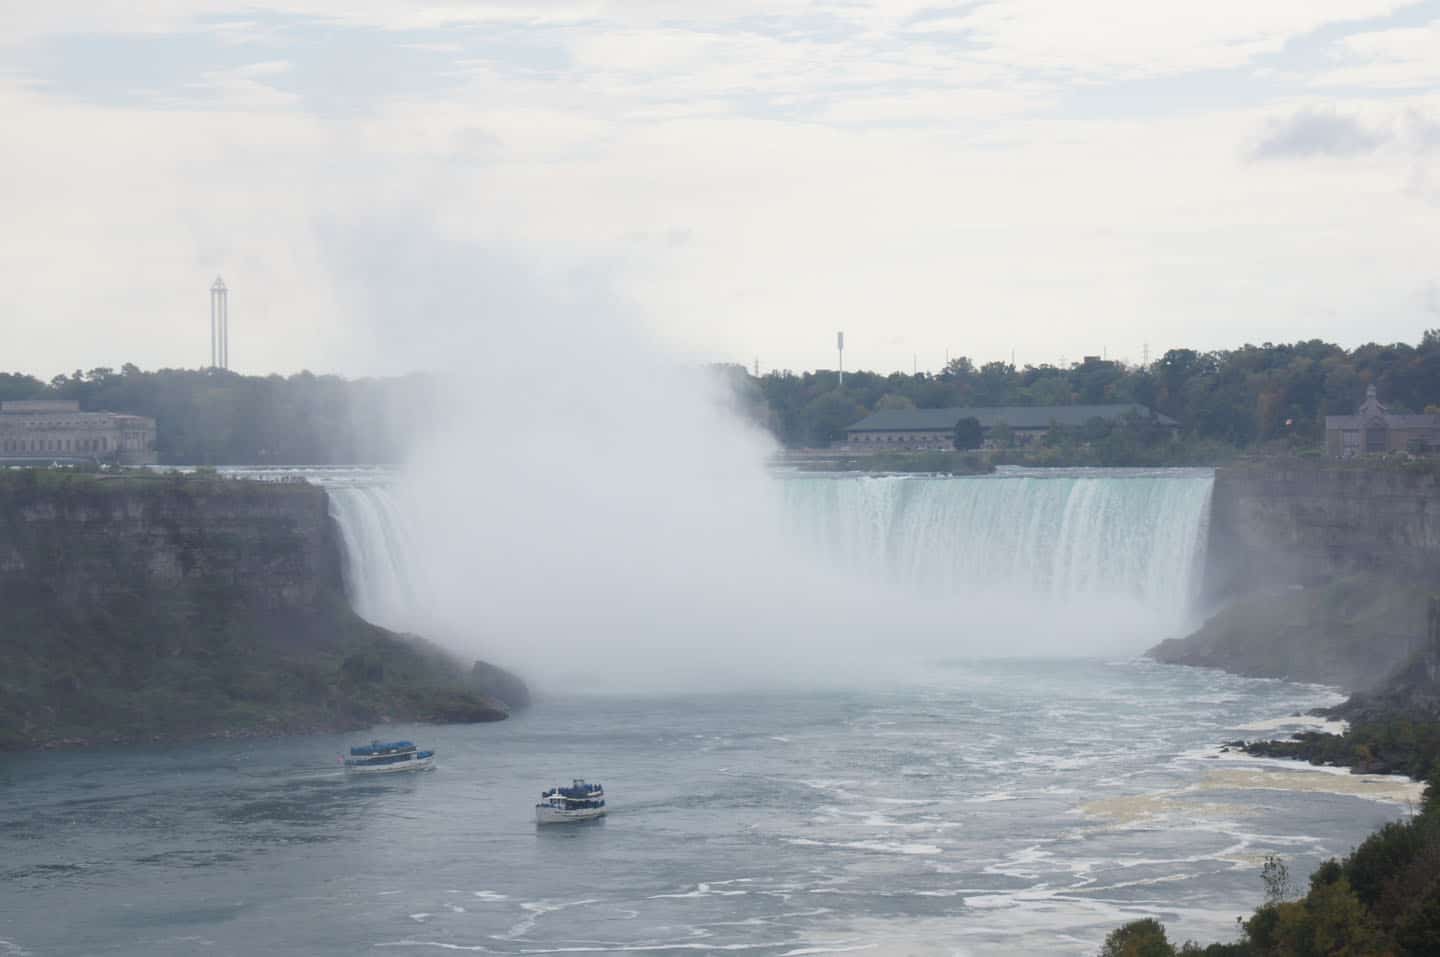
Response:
[535,779,607,824]
[343,739,436,774]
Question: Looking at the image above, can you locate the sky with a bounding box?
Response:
[2,1,1439,379]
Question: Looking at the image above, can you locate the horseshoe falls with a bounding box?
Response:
[321,467,1215,649]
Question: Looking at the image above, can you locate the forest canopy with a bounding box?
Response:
[3,332,1438,464]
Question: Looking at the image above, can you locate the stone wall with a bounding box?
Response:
[1203,462,1440,602]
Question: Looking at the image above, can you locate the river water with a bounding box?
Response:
[2,467,1418,954]
[0,661,1416,956]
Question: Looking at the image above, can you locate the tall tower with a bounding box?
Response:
[210,277,229,370]
[837,331,845,386]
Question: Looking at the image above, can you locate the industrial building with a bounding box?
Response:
[0,400,158,465]
[844,404,1179,449]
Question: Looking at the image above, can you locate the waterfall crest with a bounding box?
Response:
[780,469,1213,625]
[318,467,1214,641]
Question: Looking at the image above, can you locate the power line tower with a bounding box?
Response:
[1141,342,1151,368]
[210,277,229,370]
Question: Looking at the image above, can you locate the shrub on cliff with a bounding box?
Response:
[1099,918,1175,956]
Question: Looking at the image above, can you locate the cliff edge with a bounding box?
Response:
[0,470,527,749]
[1150,461,1440,692]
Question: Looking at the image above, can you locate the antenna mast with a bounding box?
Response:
[209,277,229,370]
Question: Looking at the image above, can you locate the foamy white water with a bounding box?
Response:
[308,467,1215,662]
[779,469,1213,626]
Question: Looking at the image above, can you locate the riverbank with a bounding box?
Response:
[1105,722,1440,955]
[1113,597,1440,953]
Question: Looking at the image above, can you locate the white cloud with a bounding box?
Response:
[1251,107,1390,158]
[182,60,299,110]
[952,0,1412,78]
[3,2,1440,379]
[1315,19,1440,89]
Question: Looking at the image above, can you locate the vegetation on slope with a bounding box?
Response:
[1242,719,1440,779]
[1114,601,1440,955]
[1099,761,1440,956]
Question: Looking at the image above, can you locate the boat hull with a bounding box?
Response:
[345,753,436,774]
[535,804,607,825]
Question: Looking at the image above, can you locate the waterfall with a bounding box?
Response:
[314,467,1214,639]
[779,468,1213,625]
[325,482,426,632]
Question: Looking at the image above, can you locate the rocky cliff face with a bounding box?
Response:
[1203,462,1440,601]
[1149,575,1431,691]
[0,471,343,611]
[1152,462,1440,692]
[0,471,525,749]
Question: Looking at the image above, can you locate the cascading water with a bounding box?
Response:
[324,481,426,632]
[779,468,1213,626]
[311,466,1214,641]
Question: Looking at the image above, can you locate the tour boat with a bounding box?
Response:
[343,739,436,774]
[535,779,607,824]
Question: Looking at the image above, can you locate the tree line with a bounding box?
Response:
[0,365,434,465]
[736,331,1440,451]
[4,331,1438,464]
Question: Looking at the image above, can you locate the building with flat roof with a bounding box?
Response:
[0,400,158,465]
[844,403,1179,449]
[1325,385,1440,458]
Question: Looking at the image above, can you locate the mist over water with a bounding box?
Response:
[325,458,1214,692]
[304,284,1217,689]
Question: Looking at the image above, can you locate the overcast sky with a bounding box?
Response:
[3,1,1439,378]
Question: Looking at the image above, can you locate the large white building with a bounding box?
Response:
[0,400,158,465]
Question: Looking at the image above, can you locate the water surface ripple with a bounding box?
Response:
[0,660,1414,955]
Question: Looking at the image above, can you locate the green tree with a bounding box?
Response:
[874,393,916,411]
[802,391,866,447]
[1262,855,1293,905]
[953,416,983,450]
[1099,919,1176,957]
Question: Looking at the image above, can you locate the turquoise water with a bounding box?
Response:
[0,659,1409,955]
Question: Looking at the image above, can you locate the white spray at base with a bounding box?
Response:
[306,238,1218,689]
[324,463,1214,691]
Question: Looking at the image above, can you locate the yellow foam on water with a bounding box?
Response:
[1196,768,1423,805]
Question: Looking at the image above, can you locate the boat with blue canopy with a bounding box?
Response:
[536,779,606,824]
[343,739,435,774]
